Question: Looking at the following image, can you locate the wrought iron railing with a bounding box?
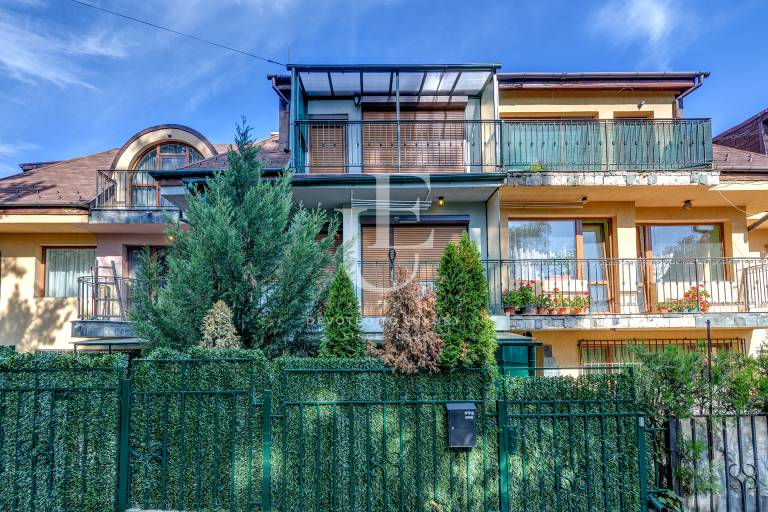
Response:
[293,118,712,173]
[93,170,178,210]
[501,118,712,171]
[357,257,768,316]
[294,119,500,173]
[77,276,135,321]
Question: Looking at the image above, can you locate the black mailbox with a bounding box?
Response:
[446,402,477,448]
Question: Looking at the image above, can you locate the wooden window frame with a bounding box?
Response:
[40,246,97,298]
[130,143,201,207]
[638,222,729,279]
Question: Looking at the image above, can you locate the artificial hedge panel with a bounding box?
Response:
[127,347,270,512]
[0,352,126,512]
[501,371,641,512]
[270,357,499,512]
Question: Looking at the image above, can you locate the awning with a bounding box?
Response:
[288,64,499,99]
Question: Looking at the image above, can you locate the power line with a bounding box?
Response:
[64,0,285,67]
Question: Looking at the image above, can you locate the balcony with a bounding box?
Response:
[294,120,500,174]
[357,258,768,329]
[71,276,135,338]
[90,170,180,224]
[501,118,712,172]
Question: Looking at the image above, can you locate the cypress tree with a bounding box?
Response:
[435,232,498,369]
[319,267,366,357]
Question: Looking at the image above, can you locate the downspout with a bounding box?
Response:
[675,72,707,116]
[748,212,768,232]
[271,76,289,105]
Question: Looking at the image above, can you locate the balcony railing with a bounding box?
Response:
[357,257,768,316]
[93,170,178,210]
[77,276,135,321]
[293,118,712,173]
[294,120,500,173]
[501,118,712,171]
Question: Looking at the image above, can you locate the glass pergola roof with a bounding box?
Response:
[288,64,499,98]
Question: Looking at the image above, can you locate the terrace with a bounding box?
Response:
[89,170,180,223]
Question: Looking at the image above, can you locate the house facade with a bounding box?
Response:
[3,63,768,371]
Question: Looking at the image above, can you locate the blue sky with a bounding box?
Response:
[0,0,765,177]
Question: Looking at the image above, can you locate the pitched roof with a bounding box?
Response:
[713,143,768,175]
[180,134,289,171]
[0,149,119,207]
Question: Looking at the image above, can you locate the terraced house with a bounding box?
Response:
[3,63,768,372]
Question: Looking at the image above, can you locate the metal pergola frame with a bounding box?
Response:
[288,64,501,172]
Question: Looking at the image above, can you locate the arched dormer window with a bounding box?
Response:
[130,143,204,207]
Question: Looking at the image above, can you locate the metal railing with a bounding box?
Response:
[93,170,178,210]
[501,118,712,171]
[294,119,500,173]
[293,118,712,173]
[357,257,768,316]
[77,275,135,321]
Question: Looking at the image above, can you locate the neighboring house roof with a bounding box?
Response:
[713,144,768,176]
[713,108,768,155]
[0,135,285,208]
[0,149,119,208]
[180,134,289,171]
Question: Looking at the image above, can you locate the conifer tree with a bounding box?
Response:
[435,232,497,369]
[372,267,443,374]
[200,300,242,349]
[130,120,340,356]
[320,267,365,357]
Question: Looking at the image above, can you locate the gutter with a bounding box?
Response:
[271,76,290,105]
[675,72,708,111]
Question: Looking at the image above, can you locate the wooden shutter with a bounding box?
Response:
[309,118,346,173]
[360,224,466,315]
[362,110,465,173]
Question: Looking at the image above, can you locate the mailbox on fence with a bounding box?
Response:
[446,402,477,448]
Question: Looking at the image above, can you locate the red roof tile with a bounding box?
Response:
[181,134,288,171]
[713,144,768,172]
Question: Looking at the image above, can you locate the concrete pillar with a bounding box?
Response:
[339,207,364,301]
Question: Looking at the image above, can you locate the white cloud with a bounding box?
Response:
[0,142,38,158]
[0,8,130,88]
[591,0,681,69]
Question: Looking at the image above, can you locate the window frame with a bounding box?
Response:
[637,222,729,281]
[40,246,97,298]
[130,143,202,207]
[506,218,613,267]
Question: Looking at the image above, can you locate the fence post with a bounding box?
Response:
[497,399,509,512]
[116,377,131,512]
[637,415,648,512]
[262,388,272,512]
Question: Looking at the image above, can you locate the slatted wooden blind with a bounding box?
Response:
[309,121,346,173]
[360,224,466,315]
[362,110,465,173]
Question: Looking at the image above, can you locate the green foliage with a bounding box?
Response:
[130,120,340,357]
[271,357,497,512]
[319,267,365,358]
[200,299,243,349]
[372,266,443,374]
[435,232,497,370]
[129,346,269,510]
[502,371,643,511]
[0,352,126,511]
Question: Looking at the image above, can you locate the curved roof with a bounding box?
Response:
[109,123,218,169]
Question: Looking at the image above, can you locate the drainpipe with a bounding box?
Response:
[675,72,708,116]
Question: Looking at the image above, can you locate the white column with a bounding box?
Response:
[339,207,364,301]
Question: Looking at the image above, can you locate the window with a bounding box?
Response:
[640,224,725,281]
[126,246,167,279]
[131,143,203,207]
[580,338,745,368]
[44,247,95,297]
[508,219,612,311]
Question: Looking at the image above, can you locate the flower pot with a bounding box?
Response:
[503,306,516,315]
[557,307,568,315]
[547,308,556,315]
[536,306,548,315]
[685,307,697,313]
[700,304,710,313]
[521,305,537,315]
[658,308,669,314]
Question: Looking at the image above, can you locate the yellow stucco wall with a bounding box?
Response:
[0,233,97,352]
[499,90,677,119]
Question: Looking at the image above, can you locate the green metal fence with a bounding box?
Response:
[0,357,654,512]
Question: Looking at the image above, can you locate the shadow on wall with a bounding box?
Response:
[0,284,69,350]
